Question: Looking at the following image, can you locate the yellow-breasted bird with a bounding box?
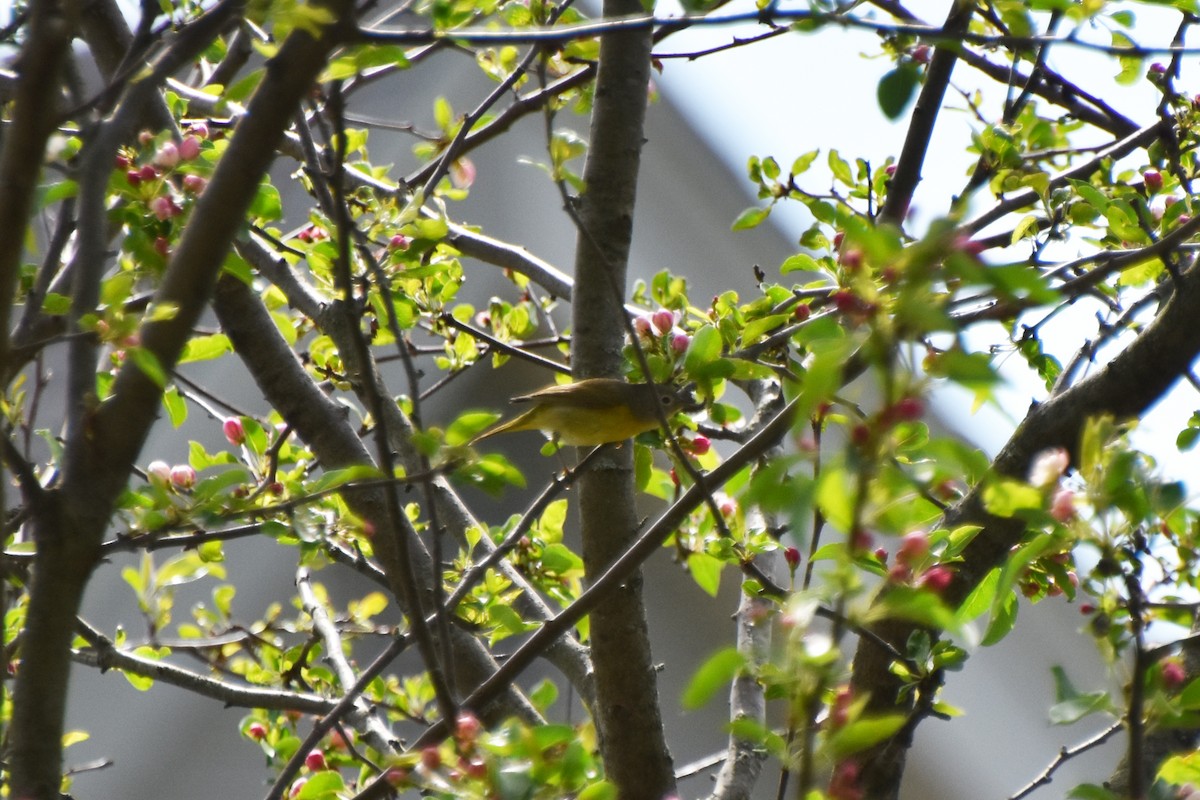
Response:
[471,378,694,447]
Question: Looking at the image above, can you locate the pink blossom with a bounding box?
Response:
[451,157,476,188]
[1028,447,1070,487]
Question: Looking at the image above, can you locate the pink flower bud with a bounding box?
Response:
[784,547,801,569]
[911,44,931,64]
[389,234,411,251]
[455,712,481,744]
[896,531,930,567]
[670,331,690,353]
[651,308,676,336]
[304,750,327,771]
[714,492,737,517]
[633,315,653,337]
[126,170,142,186]
[1050,488,1076,522]
[150,195,181,221]
[138,164,158,182]
[147,460,171,486]
[888,396,924,422]
[154,141,180,169]
[955,234,985,256]
[169,464,196,489]
[689,435,711,455]
[223,417,246,445]
[188,122,209,140]
[1163,659,1187,691]
[179,136,201,161]
[919,565,953,593]
[182,174,207,194]
[849,528,873,552]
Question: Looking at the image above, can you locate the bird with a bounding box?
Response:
[471,378,695,447]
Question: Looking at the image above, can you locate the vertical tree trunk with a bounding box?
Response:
[569,2,676,797]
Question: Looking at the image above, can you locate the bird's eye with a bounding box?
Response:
[661,395,673,405]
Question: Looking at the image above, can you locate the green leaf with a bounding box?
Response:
[741,313,789,345]
[1048,665,1113,726]
[127,347,167,388]
[980,589,1018,646]
[1067,784,1120,800]
[449,411,501,446]
[791,150,819,175]
[877,64,920,120]
[249,182,282,222]
[687,551,723,597]
[529,678,559,712]
[684,325,723,373]
[41,292,71,315]
[1159,751,1200,786]
[296,770,345,799]
[781,253,820,274]
[828,149,854,186]
[179,333,231,364]
[875,586,959,632]
[982,478,1042,517]
[311,465,386,492]
[955,567,999,625]
[62,730,90,748]
[732,205,771,231]
[682,647,745,709]
[577,782,617,800]
[162,385,187,427]
[815,464,856,531]
[829,714,907,758]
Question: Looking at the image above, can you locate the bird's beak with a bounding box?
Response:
[678,382,703,412]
